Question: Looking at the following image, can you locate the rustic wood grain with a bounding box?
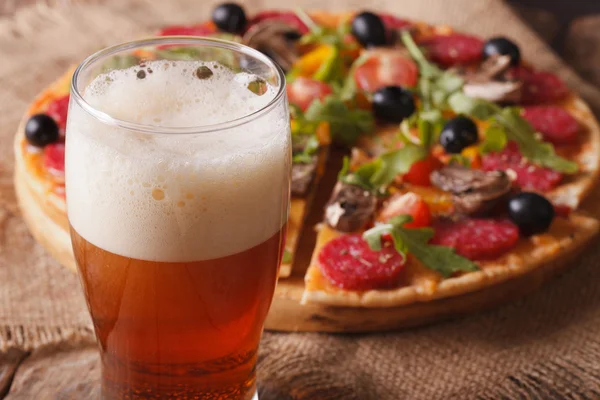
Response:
[565,14,600,90]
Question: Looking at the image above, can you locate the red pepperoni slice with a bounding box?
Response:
[431,218,519,260]
[287,77,332,111]
[44,143,65,175]
[510,67,569,104]
[247,11,309,34]
[522,106,579,145]
[157,22,216,37]
[481,141,563,192]
[318,234,406,291]
[379,13,412,30]
[46,95,70,132]
[354,49,418,92]
[420,33,484,67]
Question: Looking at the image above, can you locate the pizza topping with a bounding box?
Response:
[430,165,512,216]
[43,142,65,176]
[353,49,419,93]
[379,13,412,32]
[248,10,309,35]
[481,141,563,191]
[421,33,484,67]
[364,215,478,276]
[319,234,406,290]
[522,106,580,145]
[482,37,521,66]
[325,182,377,232]
[287,77,333,111]
[157,22,216,36]
[46,95,70,132]
[340,144,428,191]
[509,67,569,104]
[430,218,519,260]
[25,114,60,147]
[507,192,555,236]
[439,115,478,154]
[212,3,247,33]
[351,11,388,48]
[461,55,522,103]
[292,157,318,195]
[403,154,443,186]
[372,86,416,123]
[377,192,431,228]
[243,20,300,71]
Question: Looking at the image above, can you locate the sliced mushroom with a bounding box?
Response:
[242,21,300,72]
[291,157,318,196]
[461,54,522,103]
[430,165,512,216]
[325,182,377,232]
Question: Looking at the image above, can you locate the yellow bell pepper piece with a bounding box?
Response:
[293,45,336,77]
[461,145,482,169]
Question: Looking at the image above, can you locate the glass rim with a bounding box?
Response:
[70,36,287,135]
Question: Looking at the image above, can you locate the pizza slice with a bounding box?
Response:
[302,12,600,306]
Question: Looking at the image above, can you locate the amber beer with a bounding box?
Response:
[65,38,290,399]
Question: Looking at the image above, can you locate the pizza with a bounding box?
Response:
[14,6,600,314]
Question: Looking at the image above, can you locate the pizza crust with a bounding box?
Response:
[302,213,599,307]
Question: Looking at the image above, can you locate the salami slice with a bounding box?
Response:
[46,95,70,132]
[247,11,309,34]
[421,33,484,67]
[510,67,569,104]
[318,234,406,291]
[481,142,563,192]
[44,143,65,175]
[522,106,580,145]
[157,22,216,37]
[431,218,519,260]
[379,13,412,30]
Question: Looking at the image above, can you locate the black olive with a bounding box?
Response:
[508,192,555,236]
[482,37,521,66]
[25,114,60,147]
[439,116,479,154]
[351,11,387,48]
[212,3,247,34]
[372,86,415,123]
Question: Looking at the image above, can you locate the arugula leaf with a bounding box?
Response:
[447,94,577,173]
[495,108,578,173]
[339,52,371,101]
[447,91,500,120]
[305,95,374,145]
[313,46,345,84]
[479,124,507,154]
[401,31,441,79]
[292,135,319,163]
[340,144,427,191]
[363,216,479,278]
[448,154,472,167]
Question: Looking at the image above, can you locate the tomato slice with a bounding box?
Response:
[287,77,333,111]
[403,155,443,186]
[46,95,70,132]
[44,143,65,176]
[377,192,432,228]
[354,49,418,93]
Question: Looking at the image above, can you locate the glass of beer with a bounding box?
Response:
[65,37,290,399]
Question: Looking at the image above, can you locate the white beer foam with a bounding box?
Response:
[66,60,290,262]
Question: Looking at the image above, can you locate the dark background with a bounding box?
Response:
[508,0,600,87]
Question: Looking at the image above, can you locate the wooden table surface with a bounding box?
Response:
[2,1,600,399]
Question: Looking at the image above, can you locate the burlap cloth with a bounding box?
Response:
[2,0,600,398]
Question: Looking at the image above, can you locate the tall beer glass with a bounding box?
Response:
[65,37,290,399]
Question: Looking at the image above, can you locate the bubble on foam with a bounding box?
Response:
[66,60,290,262]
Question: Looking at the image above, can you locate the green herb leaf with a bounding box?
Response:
[363,216,479,277]
[305,95,374,145]
[313,47,344,84]
[479,124,507,154]
[340,145,427,191]
[448,91,500,120]
[495,108,578,173]
[339,52,371,101]
[448,154,472,167]
[401,31,441,79]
